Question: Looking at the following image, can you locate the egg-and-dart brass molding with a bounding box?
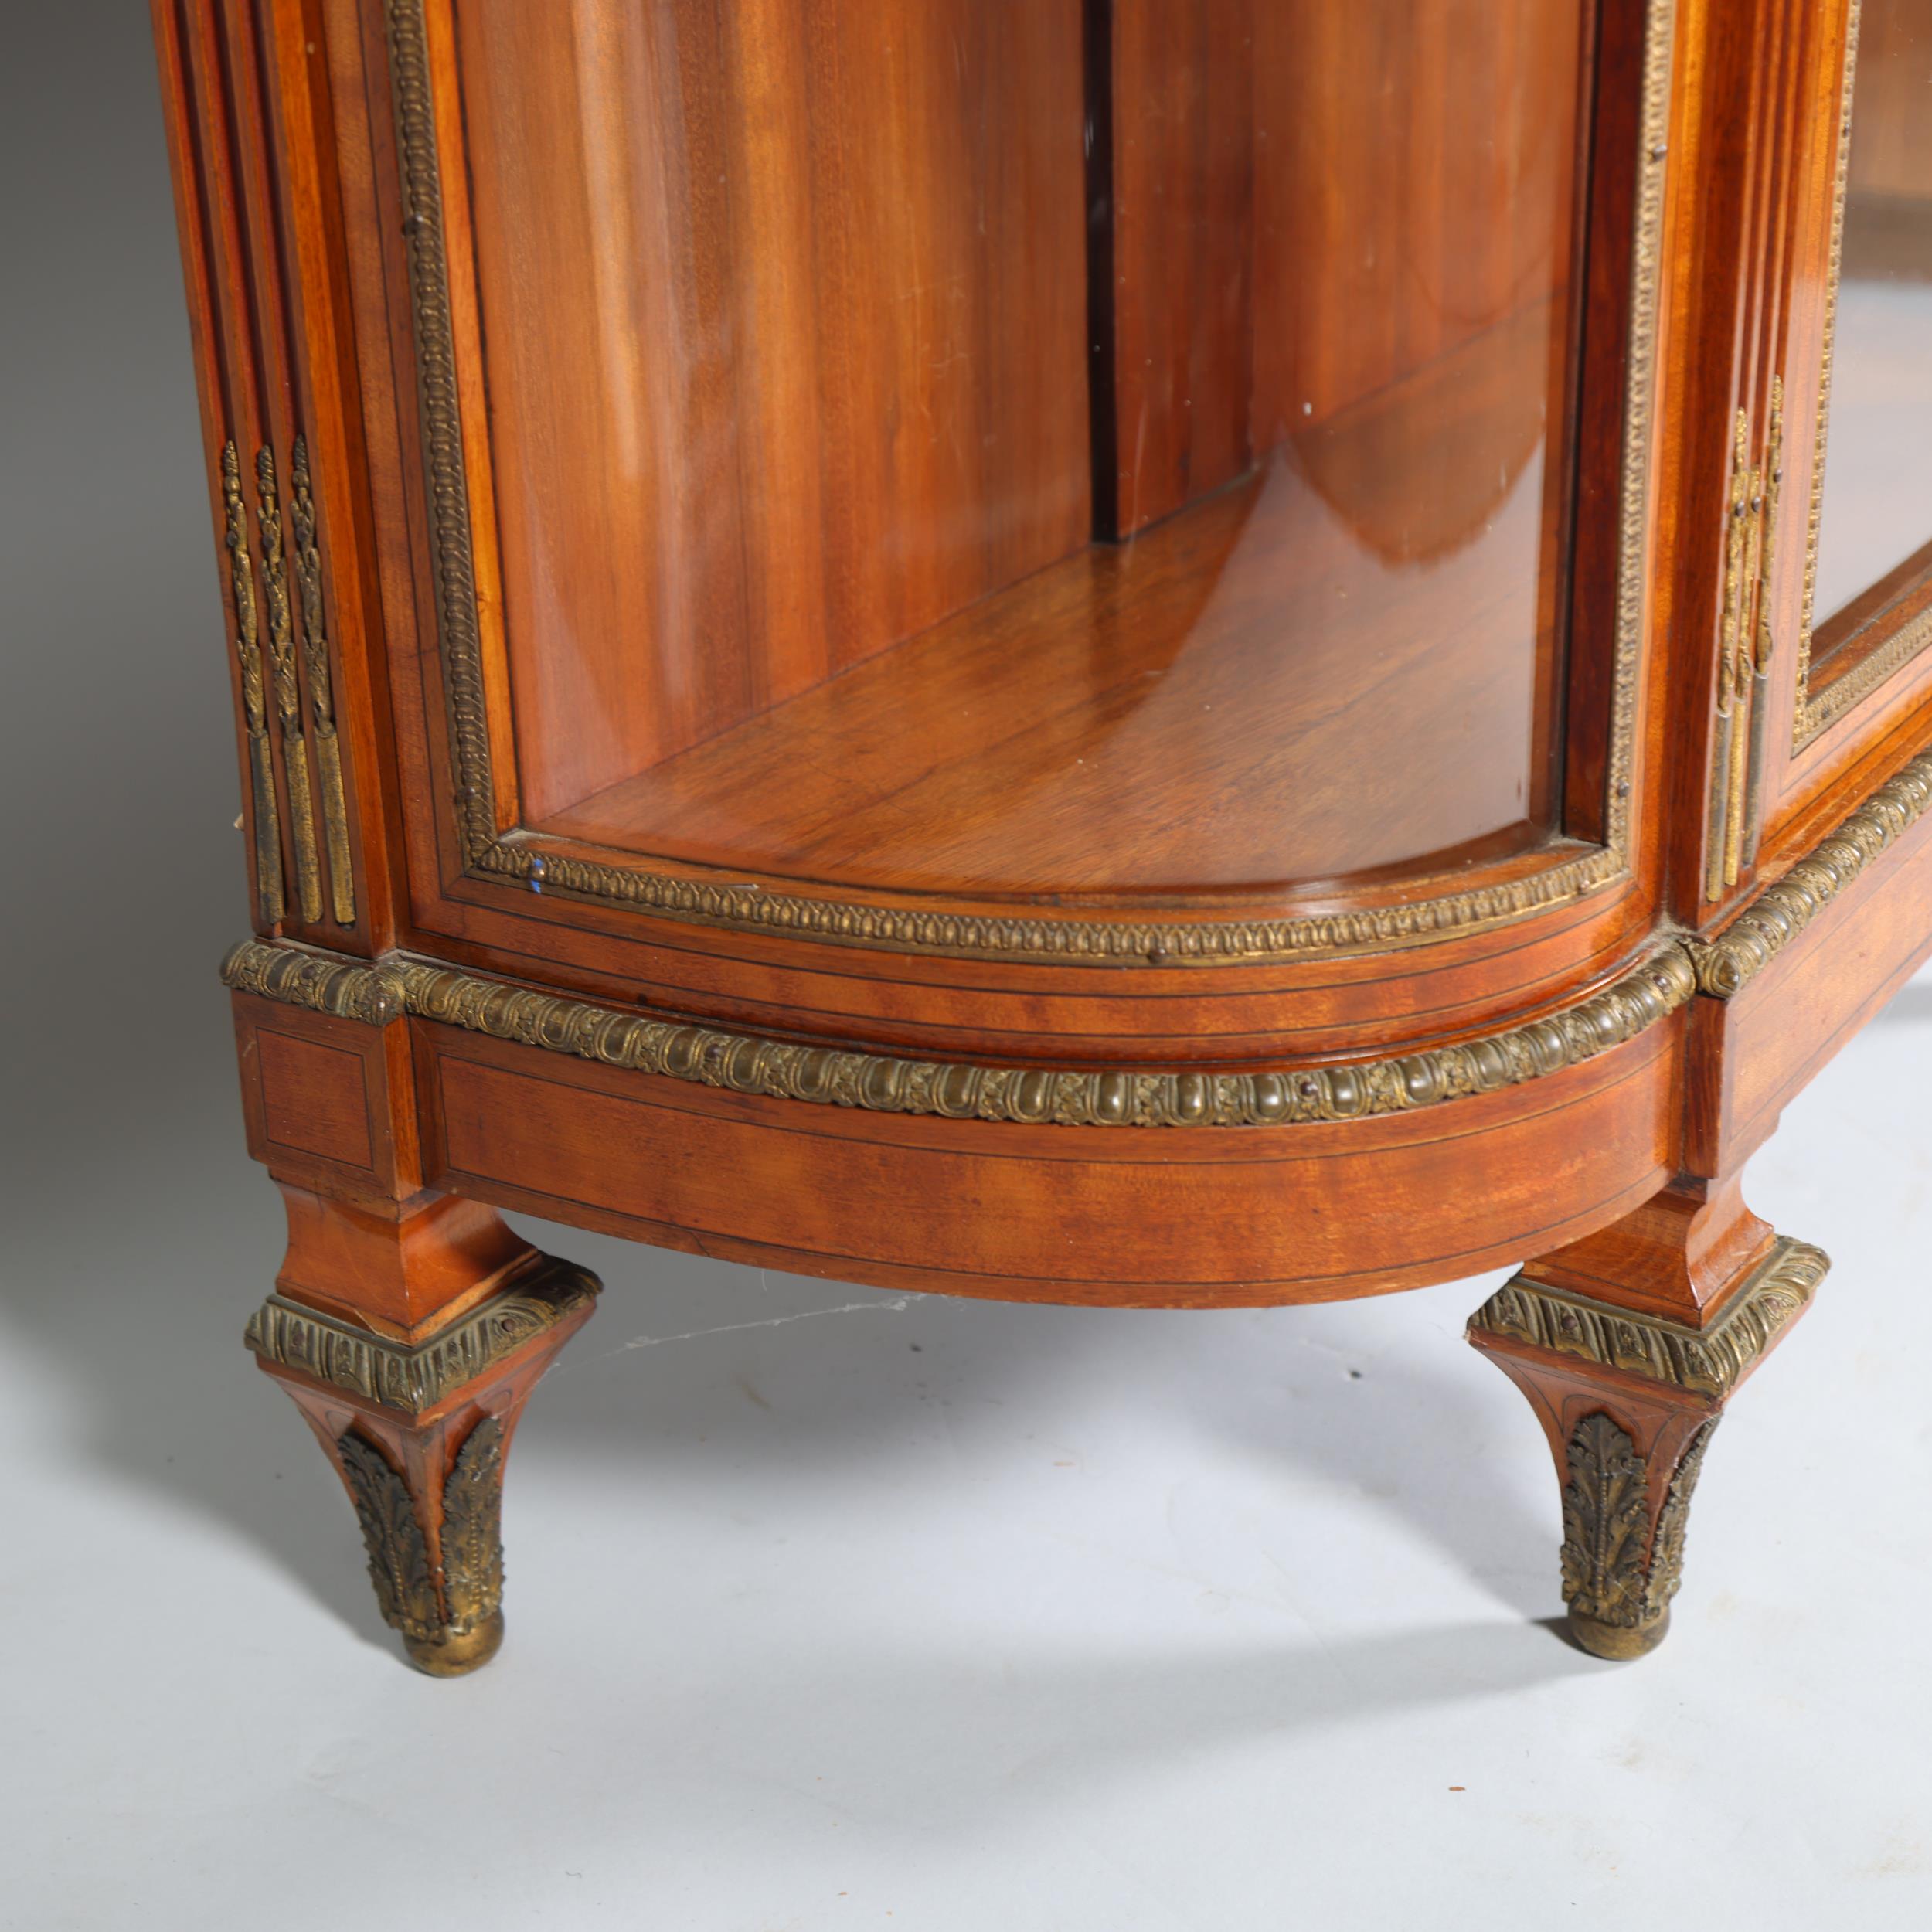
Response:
[378,0,1672,965]
[244,1257,601,1416]
[1687,747,1932,995]
[1468,1236,1828,1400]
[223,937,1695,1131]
[1791,2,1932,747]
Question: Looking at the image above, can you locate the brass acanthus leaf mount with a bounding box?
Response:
[1560,1413,1717,1638]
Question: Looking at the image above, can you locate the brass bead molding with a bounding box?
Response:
[243,1257,600,1416]
[377,0,1674,964]
[1688,750,1932,996]
[223,937,1695,1131]
[1468,1236,1828,1400]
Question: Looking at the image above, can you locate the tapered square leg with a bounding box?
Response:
[1470,1200,1826,1658]
[247,1251,599,1675]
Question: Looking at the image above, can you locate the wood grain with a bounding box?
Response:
[451,0,1091,818]
[543,306,1561,897]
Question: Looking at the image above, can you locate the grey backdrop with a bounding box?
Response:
[0,3,308,1572]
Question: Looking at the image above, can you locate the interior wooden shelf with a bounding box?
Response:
[538,316,1563,902]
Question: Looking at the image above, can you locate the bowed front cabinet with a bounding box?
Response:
[155,0,1932,1672]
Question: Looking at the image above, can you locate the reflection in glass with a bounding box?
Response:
[1813,0,1932,632]
[455,0,1590,898]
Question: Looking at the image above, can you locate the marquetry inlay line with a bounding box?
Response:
[376,0,1675,964]
[223,939,1694,1131]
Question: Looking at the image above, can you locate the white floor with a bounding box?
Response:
[2,974,1929,1930]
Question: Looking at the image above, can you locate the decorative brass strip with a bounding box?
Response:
[1687,749,1932,995]
[243,1257,600,1415]
[1805,602,1932,746]
[222,442,284,925]
[291,437,357,927]
[221,937,406,1024]
[1559,1412,1715,1638]
[255,446,323,925]
[222,937,1695,1131]
[1706,380,1784,901]
[383,0,497,864]
[1468,1236,1828,1399]
[375,0,1675,964]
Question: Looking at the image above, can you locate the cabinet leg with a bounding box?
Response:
[243,1193,599,1675]
[1468,1183,1826,1659]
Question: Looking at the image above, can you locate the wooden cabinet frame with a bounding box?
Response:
[152,0,1932,1672]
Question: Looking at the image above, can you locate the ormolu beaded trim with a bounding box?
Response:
[223,940,1693,1131]
[378,0,1674,965]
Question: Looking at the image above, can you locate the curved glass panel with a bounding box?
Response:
[453,0,1589,897]
[1812,0,1932,651]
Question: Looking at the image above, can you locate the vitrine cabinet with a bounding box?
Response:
[154,0,1932,1672]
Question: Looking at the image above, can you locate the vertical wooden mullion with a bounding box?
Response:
[219,0,328,927]
[257,0,373,933]
[175,0,291,930]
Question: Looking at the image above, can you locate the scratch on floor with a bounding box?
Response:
[590,1296,917,1361]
